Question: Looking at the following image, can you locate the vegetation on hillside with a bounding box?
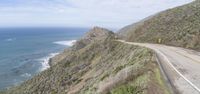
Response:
[2,0,198,93]
[119,0,200,50]
[1,27,169,94]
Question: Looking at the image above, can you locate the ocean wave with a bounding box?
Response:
[53,40,76,46]
[5,38,16,42]
[20,73,31,78]
[37,53,59,71]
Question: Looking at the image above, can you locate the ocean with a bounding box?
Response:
[0,28,88,90]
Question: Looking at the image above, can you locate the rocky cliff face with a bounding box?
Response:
[1,27,169,94]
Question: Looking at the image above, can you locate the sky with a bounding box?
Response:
[0,0,194,29]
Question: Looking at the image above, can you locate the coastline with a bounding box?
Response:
[38,53,59,71]
[53,40,77,47]
[0,28,87,91]
[41,40,77,70]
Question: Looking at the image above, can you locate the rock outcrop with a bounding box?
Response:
[49,27,116,66]
[73,26,116,50]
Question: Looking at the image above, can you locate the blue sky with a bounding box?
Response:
[0,0,193,28]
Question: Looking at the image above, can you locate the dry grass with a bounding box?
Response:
[119,1,200,51]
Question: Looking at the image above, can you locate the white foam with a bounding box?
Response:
[54,40,76,46]
[38,53,59,71]
[5,38,16,42]
[21,73,31,78]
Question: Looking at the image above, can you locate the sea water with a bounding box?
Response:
[0,27,88,90]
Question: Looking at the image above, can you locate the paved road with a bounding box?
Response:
[118,40,200,94]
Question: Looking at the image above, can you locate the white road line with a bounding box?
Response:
[117,40,200,93]
[156,49,200,93]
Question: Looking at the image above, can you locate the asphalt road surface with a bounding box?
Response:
[118,40,200,94]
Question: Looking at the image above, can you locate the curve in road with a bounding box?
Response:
[117,40,200,94]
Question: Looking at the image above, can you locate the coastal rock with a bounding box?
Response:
[73,26,116,50]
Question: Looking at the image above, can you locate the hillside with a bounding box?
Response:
[1,27,169,94]
[1,0,200,93]
[119,0,200,50]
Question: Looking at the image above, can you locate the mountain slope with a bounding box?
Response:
[1,27,169,94]
[119,0,200,50]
